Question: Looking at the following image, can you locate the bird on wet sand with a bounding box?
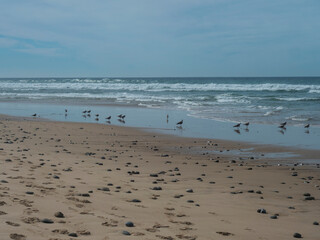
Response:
[279,121,287,127]
[233,123,241,128]
[106,116,111,120]
[176,120,183,126]
[244,122,249,127]
[32,113,37,117]
[304,123,310,128]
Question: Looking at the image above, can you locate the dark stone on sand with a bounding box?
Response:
[187,200,194,203]
[41,218,54,224]
[152,187,162,191]
[303,193,311,196]
[161,154,169,157]
[291,172,298,176]
[257,208,267,214]
[122,230,131,236]
[130,199,141,203]
[174,194,184,198]
[256,190,262,194]
[209,181,215,184]
[1,180,8,183]
[68,233,78,237]
[186,189,193,193]
[125,221,134,227]
[79,193,90,197]
[270,215,278,219]
[54,212,65,218]
[305,196,315,200]
[53,175,60,179]
[150,174,158,177]
[26,191,34,195]
[293,233,302,238]
[313,221,319,225]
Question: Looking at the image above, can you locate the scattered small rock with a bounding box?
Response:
[293,232,302,238]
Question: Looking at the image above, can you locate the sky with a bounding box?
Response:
[0,0,319,77]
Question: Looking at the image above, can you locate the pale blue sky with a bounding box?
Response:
[0,0,319,77]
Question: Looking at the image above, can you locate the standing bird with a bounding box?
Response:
[244,122,250,127]
[32,113,37,117]
[106,116,111,120]
[176,120,183,126]
[279,121,287,127]
[233,123,241,128]
[304,123,310,128]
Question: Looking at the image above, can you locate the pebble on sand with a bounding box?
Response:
[125,221,134,227]
[293,232,302,238]
[54,212,65,218]
[122,230,131,236]
[41,218,54,224]
[257,208,267,214]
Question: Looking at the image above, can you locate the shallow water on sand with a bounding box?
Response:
[0,101,319,151]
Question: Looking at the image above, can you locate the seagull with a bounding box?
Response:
[280,121,287,127]
[106,116,111,120]
[233,123,241,128]
[304,123,310,128]
[176,120,183,126]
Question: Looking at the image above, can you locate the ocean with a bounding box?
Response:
[0,77,319,126]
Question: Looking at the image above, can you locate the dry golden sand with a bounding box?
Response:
[0,115,319,240]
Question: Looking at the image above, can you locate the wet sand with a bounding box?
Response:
[0,114,319,240]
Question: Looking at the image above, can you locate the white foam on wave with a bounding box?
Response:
[276,97,320,101]
[1,81,320,93]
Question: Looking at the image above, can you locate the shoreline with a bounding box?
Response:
[1,113,320,165]
[1,101,320,151]
[0,114,319,239]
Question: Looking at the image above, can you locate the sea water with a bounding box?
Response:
[0,77,319,150]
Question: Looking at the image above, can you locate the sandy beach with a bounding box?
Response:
[0,114,319,240]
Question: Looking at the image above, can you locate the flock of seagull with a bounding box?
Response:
[31,110,311,132]
[232,121,310,135]
[80,110,126,123]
